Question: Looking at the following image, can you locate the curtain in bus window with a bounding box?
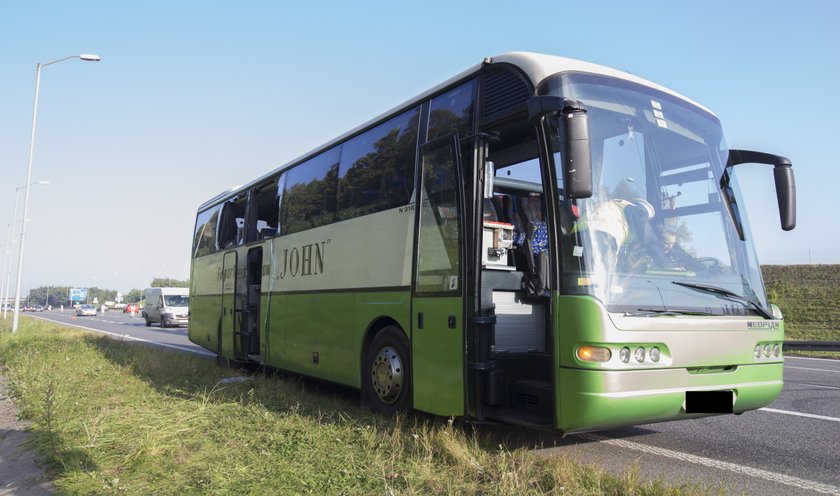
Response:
[252,180,280,238]
[218,197,248,248]
[336,107,420,221]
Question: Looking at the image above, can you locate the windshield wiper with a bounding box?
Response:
[625,308,714,317]
[671,281,774,319]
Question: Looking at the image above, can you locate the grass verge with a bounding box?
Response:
[763,264,840,342]
[0,317,716,495]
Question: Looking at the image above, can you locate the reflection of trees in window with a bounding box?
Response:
[416,143,461,294]
[606,180,644,202]
[428,81,476,142]
[336,108,420,221]
[281,149,340,235]
[193,207,221,258]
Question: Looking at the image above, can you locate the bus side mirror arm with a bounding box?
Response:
[528,96,593,199]
[723,149,796,232]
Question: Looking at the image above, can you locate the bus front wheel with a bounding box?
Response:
[364,326,412,414]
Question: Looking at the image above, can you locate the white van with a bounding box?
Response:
[142,287,190,328]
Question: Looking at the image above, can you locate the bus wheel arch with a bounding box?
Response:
[362,322,412,413]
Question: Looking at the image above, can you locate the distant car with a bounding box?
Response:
[123,303,140,314]
[76,304,97,317]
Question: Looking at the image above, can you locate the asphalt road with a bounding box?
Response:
[534,356,840,495]
[28,310,840,495]
[31,308,214,358]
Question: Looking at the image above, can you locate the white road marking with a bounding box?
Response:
[787,382,840,391]
[786,356,840,363]
[26,315,215,357]
[759,407,840,423]
[29,313,839,493]
[787,366,840,374]
[579,432,840,495]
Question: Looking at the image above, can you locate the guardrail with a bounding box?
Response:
[784,341,840,352]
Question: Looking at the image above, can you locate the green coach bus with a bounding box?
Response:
[189,52,796,433]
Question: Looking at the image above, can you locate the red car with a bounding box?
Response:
[123,303,140,314]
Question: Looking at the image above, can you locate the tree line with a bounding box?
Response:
[23,277,189,307]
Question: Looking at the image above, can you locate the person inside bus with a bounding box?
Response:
[661,229,690,266]
[576,197,659,274]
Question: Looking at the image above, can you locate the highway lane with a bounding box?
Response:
[539,356,840,495]
[26,310,840,494]
[30,309,213,357]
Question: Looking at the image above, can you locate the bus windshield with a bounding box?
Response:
[544,74,769,318]
[164,295,189,307]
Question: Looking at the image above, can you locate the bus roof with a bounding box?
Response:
[198,52,711,212]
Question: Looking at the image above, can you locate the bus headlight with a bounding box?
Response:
[773,344,781,357]
[649,347,661,363]
[577,346,612,362]
[634,347,645,363]
[763,344,772,358]
[754,345,762,358]
[619,347,631,363]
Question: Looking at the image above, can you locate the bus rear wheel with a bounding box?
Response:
[364,326,411,414]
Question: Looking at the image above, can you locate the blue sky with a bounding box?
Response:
[1,1,837,292]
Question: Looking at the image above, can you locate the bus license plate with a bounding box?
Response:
[685,390,733,414]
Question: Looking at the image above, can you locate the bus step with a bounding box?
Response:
[509,379,552,415]
[485,408,553,428]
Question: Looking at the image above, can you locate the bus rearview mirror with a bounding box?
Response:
[528,96,593,199]
[724,149,796,231]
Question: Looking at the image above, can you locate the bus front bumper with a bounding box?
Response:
[557,362,783,433]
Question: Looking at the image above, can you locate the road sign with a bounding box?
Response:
[69,288,88,302]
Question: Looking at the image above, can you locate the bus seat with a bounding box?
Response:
[520,197,548,253]
[502,195,526,247]
[518,196,549,297]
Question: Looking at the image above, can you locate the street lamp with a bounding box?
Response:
[2,181,48,320]
[11,54,100,333]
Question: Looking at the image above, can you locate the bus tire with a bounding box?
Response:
[364,326,412,414]
[144,316,151,327]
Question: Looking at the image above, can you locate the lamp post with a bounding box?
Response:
[11,54,100,333]
[2,182,48,320]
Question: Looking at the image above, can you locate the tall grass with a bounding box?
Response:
[763,264,840,341]
[0,317,710,495]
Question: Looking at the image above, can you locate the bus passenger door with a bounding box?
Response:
[220,250,238,359]
[411,135,465,416]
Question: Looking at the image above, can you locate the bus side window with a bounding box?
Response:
[192,205,221,258]
[336,107,419,221]
[275,173,286,236]
[428,80,476,142]
[218,196,247,248]
[250,178,280,239]
[280,147,340,235]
